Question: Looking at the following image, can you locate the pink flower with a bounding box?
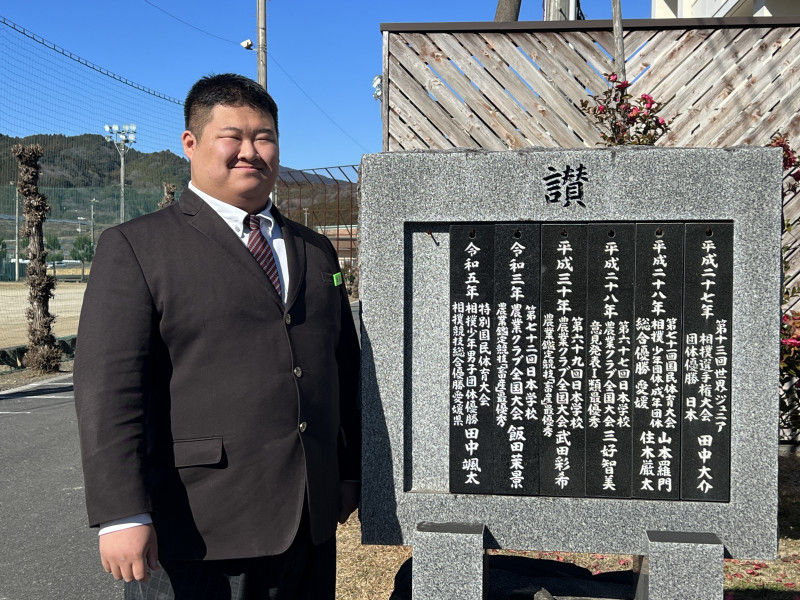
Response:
[792,170,800,182]
[609,74,618,82]
[597,105,605,113]
[658,117,666,125]
[645,102,653,109]
[782,338,800,347]
[616,81,630,90]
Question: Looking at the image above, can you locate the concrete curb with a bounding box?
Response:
[0,372,74,396]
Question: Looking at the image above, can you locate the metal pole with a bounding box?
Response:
[14,181,19,281]
[90,200,95,247]
[119,143,125,224]
[257,0,267,89]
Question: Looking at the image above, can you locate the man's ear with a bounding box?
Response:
[182,130,196,160]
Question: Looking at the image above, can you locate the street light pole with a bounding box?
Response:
[90,198,97,247]
[11,180,19,281]
[103,123,137,224]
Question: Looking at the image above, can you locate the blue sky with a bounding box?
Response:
[1,1,651,170]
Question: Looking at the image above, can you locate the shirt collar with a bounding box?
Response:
[188,181,277,236]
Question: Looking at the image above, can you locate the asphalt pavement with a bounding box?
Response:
[0,374,123,600]
[0,303,360,599]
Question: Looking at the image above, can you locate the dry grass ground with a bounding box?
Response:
[333,452,800,599]
[0,279,85,349]
[2,367,797,598]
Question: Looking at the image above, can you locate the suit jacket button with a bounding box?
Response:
[293,366,303,377]
[299,421,307,432]
[285,314,292,325]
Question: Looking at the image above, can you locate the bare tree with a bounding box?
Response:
[159,181,176,209]
[495,0,522,21]
[12,144,62,373]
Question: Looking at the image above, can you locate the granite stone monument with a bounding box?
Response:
[358,147,782,600]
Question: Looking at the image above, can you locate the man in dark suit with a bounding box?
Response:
[74,73,360,599]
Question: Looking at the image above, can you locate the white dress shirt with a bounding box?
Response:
[189,182,290,302]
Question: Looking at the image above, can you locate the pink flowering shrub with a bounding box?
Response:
[773,131,800,435]
[782,312,800,378]
[580,73,672,146]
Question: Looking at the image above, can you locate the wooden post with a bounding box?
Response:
[544,0,571,20]
[382,30,390,152]
[612,0,626,81]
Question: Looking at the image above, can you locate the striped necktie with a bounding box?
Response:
[247,214,282,296]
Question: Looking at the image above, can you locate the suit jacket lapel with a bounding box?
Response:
[272,205,305,311]
[180,189,284,306]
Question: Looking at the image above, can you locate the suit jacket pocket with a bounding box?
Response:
[173,437,223,468]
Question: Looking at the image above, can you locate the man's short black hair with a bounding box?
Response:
[184,73,279,138]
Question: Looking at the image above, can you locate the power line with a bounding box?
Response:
[268,60,371,153]
[139,1,371,153]
[141,0,240,45]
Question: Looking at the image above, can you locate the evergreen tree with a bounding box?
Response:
[45,233,64,265]
[71,235,94,281]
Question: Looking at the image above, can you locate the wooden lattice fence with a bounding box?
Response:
[382,17,800,149]
[381,17,800,440]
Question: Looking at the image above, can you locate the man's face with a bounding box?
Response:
[182,104,279,212]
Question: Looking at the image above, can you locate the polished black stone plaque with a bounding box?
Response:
[680,222,733,502]
[448,220,734,502]
[450,224,496,494]
[491,224,541,495]
[585,223,635,498]
[632,223,684,500]
[538,224,587,497]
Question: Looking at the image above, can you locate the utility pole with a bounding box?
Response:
[257,0,267,89]
[495,0,522,21]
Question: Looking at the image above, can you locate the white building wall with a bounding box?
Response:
[651,0,799,17]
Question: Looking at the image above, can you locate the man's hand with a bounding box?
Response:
[338,481,360,524]
[98,524,159,582]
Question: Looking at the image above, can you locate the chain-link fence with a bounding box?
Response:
[0,17,360,354]
[276,165,358,267]
[0,16,186,353]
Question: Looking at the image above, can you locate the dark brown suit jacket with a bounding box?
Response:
[74,189,360,560]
